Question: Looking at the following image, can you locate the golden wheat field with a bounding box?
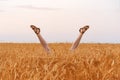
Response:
[0,43,120,80]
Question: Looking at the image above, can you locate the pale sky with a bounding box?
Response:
[0,0,120,43]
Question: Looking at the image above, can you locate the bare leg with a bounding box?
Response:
[30,25,50,53]
[70,25,89,51]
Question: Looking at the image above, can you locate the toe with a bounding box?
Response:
[30,25,36,29]
[84,25,89,30]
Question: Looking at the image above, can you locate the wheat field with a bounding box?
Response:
[0,43,120,80]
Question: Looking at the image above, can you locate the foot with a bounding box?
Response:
[30,25,40,35]
[79,25,89,34]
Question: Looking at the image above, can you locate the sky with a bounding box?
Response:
[0,0,120,43]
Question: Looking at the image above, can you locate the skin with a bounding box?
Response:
[70,25,89,51]
[30,25,89,53]
[30,25,50,53]
[70,33,83,51]
[37,33,50,53]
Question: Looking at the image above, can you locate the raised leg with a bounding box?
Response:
[70,25,89,51]
[30,25,50,53]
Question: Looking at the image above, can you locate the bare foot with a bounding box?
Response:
[79,25,89,34]
[30,25,40,35]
